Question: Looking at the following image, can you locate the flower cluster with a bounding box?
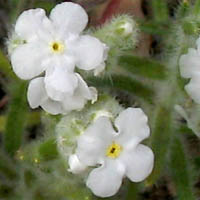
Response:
[179,38,200,103]
[9,2,107,114]
[9,2,154,198]
[68,108,154,197]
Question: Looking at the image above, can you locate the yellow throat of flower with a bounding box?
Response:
[106,142,122,159]
[50,41,64,53]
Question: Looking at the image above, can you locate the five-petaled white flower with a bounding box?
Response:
[179,38,200,103]
[10,2,107,114]
[73,108,154,197]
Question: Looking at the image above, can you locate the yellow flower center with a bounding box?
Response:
[106,142,122,159]
[50,41,64,53]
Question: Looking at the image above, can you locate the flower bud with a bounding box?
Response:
[115,21,134,37]
[93,15,138,51]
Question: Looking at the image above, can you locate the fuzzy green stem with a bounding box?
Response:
[146,57,181,185]
[146,16,188,186]
[147,105,173,185]
[4,81,28,156]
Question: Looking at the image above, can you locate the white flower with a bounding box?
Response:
[179,38,200,103]
[74,108,154,197]
[10,2,107,107]
[27,74,97,115]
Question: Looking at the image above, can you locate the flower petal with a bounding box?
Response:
[50,2,88,35]
[76,117,115,166]
[75,73,96,99]
[75,35,106,70]
[68,154,87,174]
[89,87,98,103]
[41,98,63,115]
[179,48,200,79]
[86,160,125,197]
[62,93,86,112]
[121,144,154,182]
[94,62,106,76]
[115,108,150,149]
[62,74,97,112]
[15,8,52,41]
[94,44,109,76]
[27,77,63,115]
[44,65,78,101]
[185,75,200,104]
[27,77,48,108]
[11,42,49,80]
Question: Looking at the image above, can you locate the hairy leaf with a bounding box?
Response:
[119,55,167,80]
[170,137,196,200]
[4,81,28,156]
[88,75,154,103]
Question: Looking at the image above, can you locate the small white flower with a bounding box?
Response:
[75,108,154,197]
[179,38,200,103]
[10,2,108,108]
[27,74,97,115]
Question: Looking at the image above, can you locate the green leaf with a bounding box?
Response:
[4,81,28,156]
[0,50,17,80]
[147,106,172,184]
[9,0,26,22]
[0,152,17,180]
[24,170,36,188]
[118,55,167,80]
[39,138,58,161]
[194,0,200,15]
[177,124,194,135]
[151,0,169,23]
[88,75,154,103]
[126,182,139,200]
[139,20,170,35]
[0,112,41,132]
[170,137,196,200]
